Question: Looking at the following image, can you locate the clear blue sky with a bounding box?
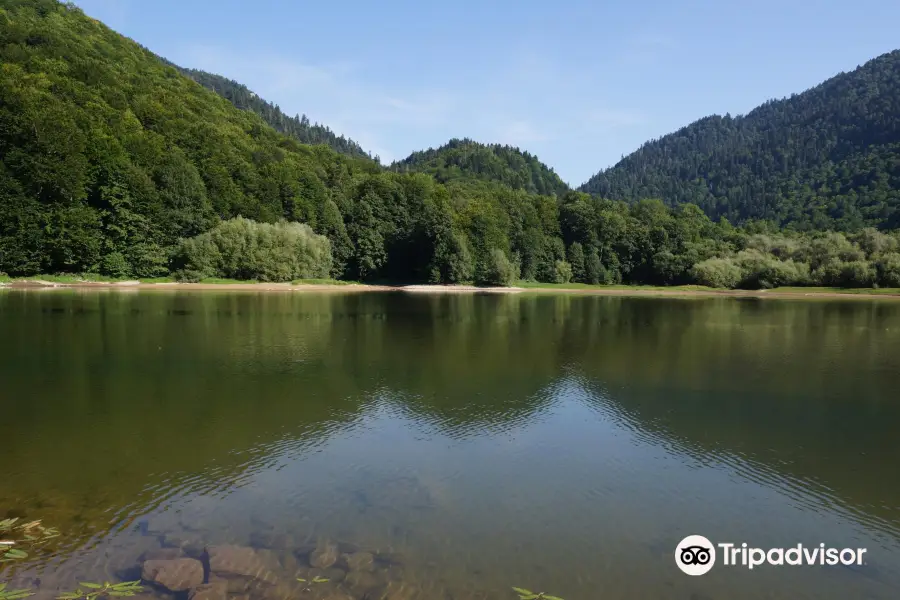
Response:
[74,0,900,186]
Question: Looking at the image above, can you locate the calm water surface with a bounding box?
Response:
[1,290,899,599]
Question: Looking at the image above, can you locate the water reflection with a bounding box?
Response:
[1,291,899,599]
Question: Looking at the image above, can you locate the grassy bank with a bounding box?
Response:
[3,274,900,298]
[291,278,360,286]
[516,280,900,296]
[517,281,717,292]
[0,274,355,286]
[0,273,175,284]
[759,286,900,295]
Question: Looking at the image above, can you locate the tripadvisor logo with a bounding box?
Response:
[674,535,867,576]
[675,535,717,576]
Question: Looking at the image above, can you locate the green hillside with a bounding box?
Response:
[174,65,372,160]
[580,51,900,231]
[0,0,564,284]
[394,138,570,197]
[0,0,383,278]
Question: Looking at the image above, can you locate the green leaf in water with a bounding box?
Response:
[511,586,563,600]
[112,583,142,591]
[0,588,35,600]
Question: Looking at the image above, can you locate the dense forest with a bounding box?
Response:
[581,51,900,231]
[394,138,570,197]
[172,65,373,161]
[1,0,899,290]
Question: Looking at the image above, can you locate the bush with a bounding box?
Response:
[174,268,206,283]
[813,258,876,287]
[553,260,573,284]
[796,232,864,269]
[745,233,801,260]
[126,242,170,278]
[875,252,900,287]
[431,231,474,284]
[100,252,131,278]
[853,228,899,257]
[176,217,332,282]
[652,250,693,284]
[839,260,877,287]
[478,249,519,286]
[690,257,742,288]
[734,250,809,289]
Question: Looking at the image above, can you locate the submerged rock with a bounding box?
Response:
[279,549,299,575]
[142,557,204,591]
[208,574,266,596]
[341,551,374,572]
[336,540,363,554]
[378,580,419,600]
[207,544,280,583]
[309,539,339,569]
[161,533,206,558]
[188,582,228,600]
[254,581,309,600]
[139,547,185,562]
[322,567,347,583]
[249,530,295,550]
[373,550,405,566]
[342,571,385,597]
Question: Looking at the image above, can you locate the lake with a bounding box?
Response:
[1,290,899,600]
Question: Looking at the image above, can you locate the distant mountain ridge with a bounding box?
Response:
[171,64,372,161]
[394,138,570,197]
[579,50,900,230]
[169,48,900,232]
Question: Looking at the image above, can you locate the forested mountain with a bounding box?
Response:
[394,138,570,197]
[0,0,568,284]
[1,0,899,290]
[580,51,900,231]
[172,65,372,160]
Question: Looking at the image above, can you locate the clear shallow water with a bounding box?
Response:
[1,290,899,599]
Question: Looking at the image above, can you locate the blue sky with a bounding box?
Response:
[74,0,900,186]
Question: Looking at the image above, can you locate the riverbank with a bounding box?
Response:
[3,276,900,299]
[518,282,900,299]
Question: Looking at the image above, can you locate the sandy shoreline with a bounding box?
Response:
[3,279,900,299]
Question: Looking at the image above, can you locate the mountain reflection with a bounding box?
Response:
[1,290,899,566]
